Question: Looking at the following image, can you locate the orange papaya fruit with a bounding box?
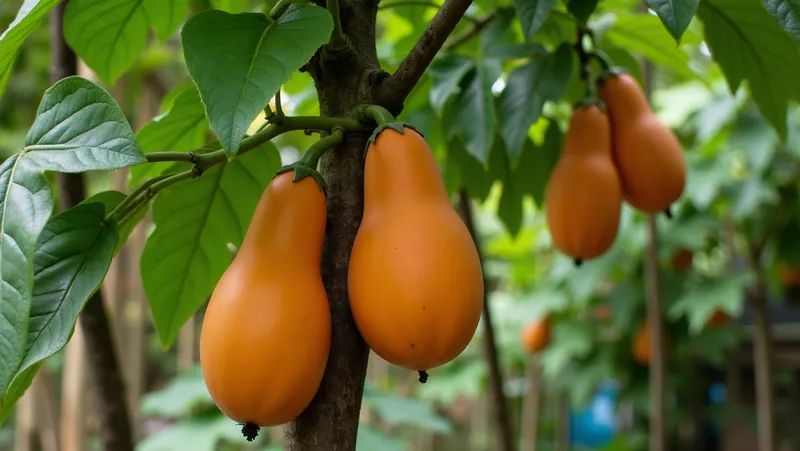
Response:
[522,317,551,353]
[632,320,651,365]
[706,309,731,328]
[199,169,331,440]
[545,102,622,264]
[598,71,686,215]
[780,265,800,287]
[669,247,694,272]
[348,124,484,382]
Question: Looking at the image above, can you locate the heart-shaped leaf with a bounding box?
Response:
[182,5,333,158]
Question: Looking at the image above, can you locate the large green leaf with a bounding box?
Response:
[0,154,53,400]
[6,203,117,403]
[137,412,242,451]
[362,386,452,434]
[698,0,800,139]
[669,272,753,332]
[0,364,39,426]
[497,43,572,164]
[763,0,800,41]
[24,77,145,172]
[64,0,188,84]
[210,0,256,13]
[427,55,474,114]
[643,0,700,42]
[446,60,501,164]
[129,86,209,187]
[567,0,599,22]
[181,5,333,158]
[356,425,405,451]
[604,14,698,80]
[141,145,281,347]
[0,0,61,99]
[514,0,557,41]
[489,141,524,237]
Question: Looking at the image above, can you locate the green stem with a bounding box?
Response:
[356,105,396,127]
[106,174,172,222]
[378,0,479,22]
[299,128,344,169]
[326,0,349,50]
[145,152,195,163]
[117,170,197,226]
[589,50,614,73]
[274,90,285,122]
[269,0,308,20]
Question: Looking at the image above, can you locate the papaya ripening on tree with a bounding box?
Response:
[199,130,343,442]
[522,316,551,353]
[598,70,686,216]
[632,320,651,365]
[348,109,484,384]
[545,101,623,265]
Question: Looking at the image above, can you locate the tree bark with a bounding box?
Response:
[458,190,515,451]
[51,2,134,451]
[749,248,776,451]
[520,357,542,451]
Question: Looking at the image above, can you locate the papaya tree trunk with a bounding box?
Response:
[284,1,474,449]
[748,245,776,451]
[459,189,515,451]
[640,56,667,451]
[50,3,134,451]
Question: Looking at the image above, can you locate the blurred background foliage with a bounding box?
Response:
[4,0,800,450]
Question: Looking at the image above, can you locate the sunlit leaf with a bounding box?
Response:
[643,0,700,42]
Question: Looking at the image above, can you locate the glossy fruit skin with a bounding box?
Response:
[545,103,622,261]
[522,317,551,353]
[348,126,484,372]
[199,171,331,427]
[670,248,694,272]
[632,320,650,365]
[599,72,686,214]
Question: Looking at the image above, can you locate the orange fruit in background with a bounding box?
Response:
[706,309,731,328]
[545,102,622,263]
[670,248,694,271]
[598,71,686,214]
[522,317,551,353]
[780,265,800,287]
[632,320,651,365]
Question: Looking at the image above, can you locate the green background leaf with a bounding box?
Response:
[129,86,209,187]
[0,0,61,99]
[24,77,145,172]
[446,60,501,164]
[140,145,281,347]
[514,0,557,42]
[762,0,800,41]
[644,0,700,42]
[181,5,333,157]
[698,0,800,139]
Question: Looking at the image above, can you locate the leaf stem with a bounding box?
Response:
[145,152,195,163]
[269,0,308,20]
[589,49,614,73]
[116,170,197,226]
[300,128,344,169]
[378,0,479,23]
[326,0,350,50]
[105,174,171,222]
[274,90,286,122]
[355,105,396,127]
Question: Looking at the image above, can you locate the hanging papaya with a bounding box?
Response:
[632,320,651,365]
[199,132,341,441]
[780,264,800,287]
[669,247,694,272]
[545,101,622,264]
[598,71,686,215]
[522,316,551,353]
[348,117,484,383]
[706,309,730,328]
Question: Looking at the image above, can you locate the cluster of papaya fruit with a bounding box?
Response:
[198,117,485,440]
[545,68,687,266]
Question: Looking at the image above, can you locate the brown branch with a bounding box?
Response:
[375,0,476,114]
[442,11,497,51]
[458,189,515,451]
[51,2,134,451]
